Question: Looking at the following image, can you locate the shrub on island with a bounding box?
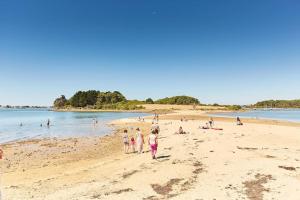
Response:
[155,95,200,105]
[253,99,300,108]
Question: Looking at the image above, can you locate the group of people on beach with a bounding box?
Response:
[122,128,145,154]
[122,127,159,159]
[122,114,160,159]
[199,117,243,130]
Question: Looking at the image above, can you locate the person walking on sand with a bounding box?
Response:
[209,117,214,128]
[148,130,158,159]
[122,130,129,153]
[130,136,136,153]
[136,128,144,154]
[151,122,160,134]
[0,147,3,160]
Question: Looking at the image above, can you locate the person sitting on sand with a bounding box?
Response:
[200,123,210,129]
[136,128,144,154]
[180,126,186,134]
[148,130,158,159]
[122,130,129,153]
[176,126,186,134]
[237,117,243,125]
[130,136,136,153]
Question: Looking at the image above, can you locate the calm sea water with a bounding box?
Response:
[212,109,300,122]
[0,108,149,144]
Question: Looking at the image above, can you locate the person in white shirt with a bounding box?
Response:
[136,128,144,154]
[122,130,129,153]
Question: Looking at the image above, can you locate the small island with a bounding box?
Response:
[253,99,300,108]
[53,90,201,111]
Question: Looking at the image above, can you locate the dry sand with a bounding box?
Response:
[1,110,300,200]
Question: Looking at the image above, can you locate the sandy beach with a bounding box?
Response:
[1,109,300,200]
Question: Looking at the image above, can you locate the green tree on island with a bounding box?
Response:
[145,98,154,104]
[253,99,300,108]
[155,95,200,105]
[53,91,202,110]
[53,95,68,108]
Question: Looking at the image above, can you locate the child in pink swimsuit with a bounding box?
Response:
[130,137,136,153]
[148,130,158,159]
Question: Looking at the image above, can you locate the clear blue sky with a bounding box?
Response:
[1,0,300,106]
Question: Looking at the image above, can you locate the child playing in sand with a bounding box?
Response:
[130,136,136,153]
[177,126,187,134]
[148,130,158,159]
[122,130,129,153]
[200,123,210,129]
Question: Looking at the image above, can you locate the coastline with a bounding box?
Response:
[53,108,152,113]
[2,109,300,199]
[52,103,228,114]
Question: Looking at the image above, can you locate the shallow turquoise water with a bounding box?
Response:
[211,109,300,122]
[0,108,149,143]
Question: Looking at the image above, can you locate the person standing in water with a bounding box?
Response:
[148,130,158,159]
[47,119,50,128]
[136,128,144,154]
